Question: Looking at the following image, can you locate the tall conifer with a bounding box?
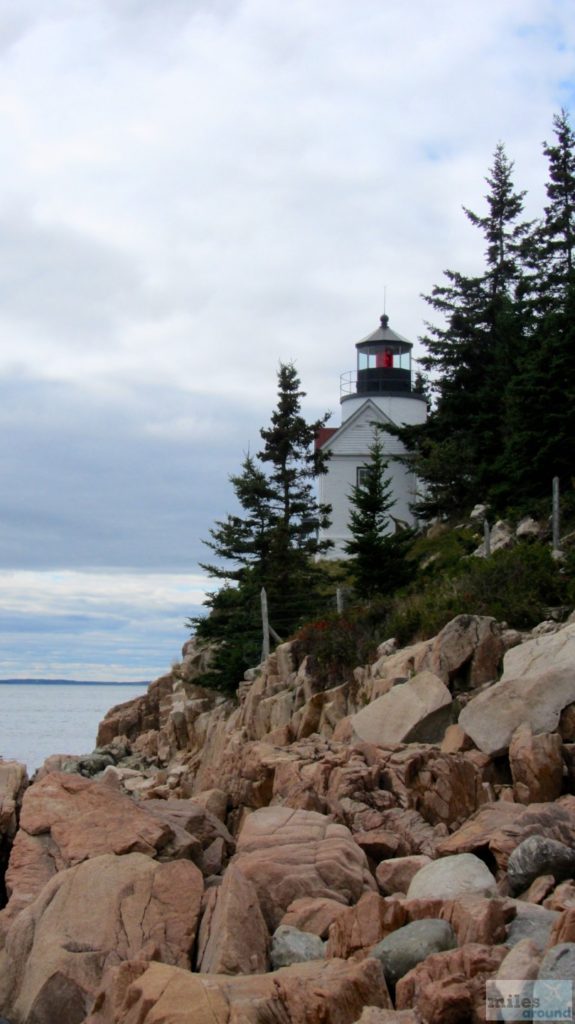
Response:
[345,432,412,598]
[191,363,331,690]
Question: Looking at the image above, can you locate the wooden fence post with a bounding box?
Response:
[483,519,491,558]
[552,476,561,552]
[261,587,270,663]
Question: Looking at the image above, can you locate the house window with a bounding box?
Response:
[357,466,370,487]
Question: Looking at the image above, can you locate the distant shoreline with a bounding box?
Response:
[0,679,149,687]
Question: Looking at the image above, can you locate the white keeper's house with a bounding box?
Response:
[317,314,427,559]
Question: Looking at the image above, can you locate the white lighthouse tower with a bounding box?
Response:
[317,314,427,559]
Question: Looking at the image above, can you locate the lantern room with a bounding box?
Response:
[340,314,415,399]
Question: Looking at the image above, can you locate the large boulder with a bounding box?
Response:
[438,796,575,873]
[381,746,491,830]
[233,806,376,928]
[142,797,235,874]
[495,938,541,982]
[406,853,497,900]
[422,614,504,690]
[85,957,392,1024]
[0,772,177,939]
[459,666,575,756]
[368,616,504,698]
[0,853,203,1024]
[0,761,27,840]
[350,672,452,747]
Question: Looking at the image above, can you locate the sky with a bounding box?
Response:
[0,0,573,680]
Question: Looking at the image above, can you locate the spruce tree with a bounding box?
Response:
[344,432,412,598]
[386,144,531,517]
[498,111,575,503]
[191,363,332,691]
[258,362,332,633]
[538,109,575,302]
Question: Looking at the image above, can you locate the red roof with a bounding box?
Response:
[315,427,338,449]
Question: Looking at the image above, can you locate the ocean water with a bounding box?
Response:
[0,682,149,774]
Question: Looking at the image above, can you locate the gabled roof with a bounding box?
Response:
[318,399,394,452]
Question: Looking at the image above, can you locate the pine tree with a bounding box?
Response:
[387,144,532,517]
[538,109,575,303]
[258,362,332,633]
[191,364,332,691]
[344,432,412,598]
[498,111,575,503]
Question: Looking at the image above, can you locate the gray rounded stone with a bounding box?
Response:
[507,835,575,895]
[538,942,575,982]
[505,902,560,952]
[407,853,497,900]
[370,918,457,988]
[270,925,326,970]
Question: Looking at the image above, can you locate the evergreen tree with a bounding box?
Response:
[537,109,575,303]
[344,432,412,598]
[200,454,276,584]
[190,363,332,691]
[498,111,575,502]
[258,362,332,634]
[386,144,532,516]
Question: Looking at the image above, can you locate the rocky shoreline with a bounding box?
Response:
[1,613,575,1022]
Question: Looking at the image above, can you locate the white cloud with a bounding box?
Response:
[0,0,572,675]
[0,569,210,680]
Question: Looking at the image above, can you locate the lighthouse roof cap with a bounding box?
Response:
[356,314,412,351]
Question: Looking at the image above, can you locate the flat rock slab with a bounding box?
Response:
[459,667,575,756]
[350,672,452,748]
[85,956,392,1024]
[501,622,575,680]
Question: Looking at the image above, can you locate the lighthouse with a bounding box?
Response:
[317,314,427,559]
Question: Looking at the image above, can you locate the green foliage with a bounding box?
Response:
[188,115,575,695]
[189,362,333,693]
[387,543,568,642]
[408,522,480,577]
[344,431,414,597]
[291,541,570,686]
[291,598,392,690]
[389,116,575,518]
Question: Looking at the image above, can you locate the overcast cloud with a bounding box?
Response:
[0,0,573,678]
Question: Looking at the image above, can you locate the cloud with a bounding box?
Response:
[0,568,210,680]
[0,0,572,676]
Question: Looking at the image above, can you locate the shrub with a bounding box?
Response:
[291,599,392,689]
